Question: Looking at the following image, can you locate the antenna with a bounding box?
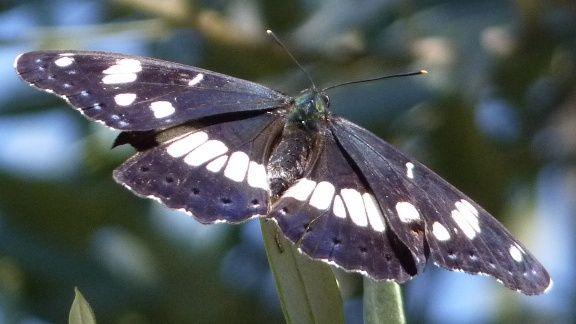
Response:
[266,29,317,90]
[322,70,428,91]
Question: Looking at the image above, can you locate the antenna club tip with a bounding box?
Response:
[420,69,429,74]
[266,29,273,35]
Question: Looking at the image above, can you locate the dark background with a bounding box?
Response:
[1,0,575,323]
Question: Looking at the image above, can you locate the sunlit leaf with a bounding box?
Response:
[363,278,406,324]
[69,288,97,324]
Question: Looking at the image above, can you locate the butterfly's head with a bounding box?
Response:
[291,88,330,124]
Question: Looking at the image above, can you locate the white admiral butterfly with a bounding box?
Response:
[14,43,551,295]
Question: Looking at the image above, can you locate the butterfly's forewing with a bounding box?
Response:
[269,127,421,282]
[15,51,288,131]
[114,111,285,223]
[331,117,551,295]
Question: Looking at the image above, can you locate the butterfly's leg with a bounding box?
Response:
[274,231,285,253]
[295,214,324,248]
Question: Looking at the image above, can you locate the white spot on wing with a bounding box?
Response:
[206,155,228,173]
[188,73,204,86]
[451,199,481,239]
[54,56,74,67]
[405,162,415,179]
[166,131,208,157]
[395,202,421,223]
[247,162,268,190]
[102,58,142,84]
[309,181,335,210]
[13,53,23,69]
[341,188,368,227]
[451,209,476,239]
[103,58,142,74]
[333,195,346,218]
[432,222,451,241]
[544,279,554,294]
[150,101,176,118]
[284,179,316,201]
[509,244,523,262]
[114,93,137,106]
[184,140,228,166]
[223,151,250,182]
[363,193,386,232]
[457,199,479,216]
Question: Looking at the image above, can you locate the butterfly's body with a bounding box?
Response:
[15,50,551,295]
[268,89,328,198]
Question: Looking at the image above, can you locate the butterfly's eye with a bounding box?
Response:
[321,93,330,107]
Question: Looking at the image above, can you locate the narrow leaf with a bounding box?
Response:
[69,287,97,324]
[260,219,344,324]
[363,278,406,324]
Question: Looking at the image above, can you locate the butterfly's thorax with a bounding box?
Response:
[267,89,329,198]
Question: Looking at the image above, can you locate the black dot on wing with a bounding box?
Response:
[250,199,260,207]
[139,165,150,172]
[165,175,175,183]
[220,197,232,205]
[191,188,200,195]
[332,237,341,246]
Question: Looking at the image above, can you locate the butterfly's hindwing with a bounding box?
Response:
[331,117,551,294]
[15,51,288,131]
[329,119,429,271]
[269,128,419,281]
[113,111,285,224]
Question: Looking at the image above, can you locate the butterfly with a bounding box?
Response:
[14,48,551,295]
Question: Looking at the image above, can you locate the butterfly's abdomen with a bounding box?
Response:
[267,123,321,198]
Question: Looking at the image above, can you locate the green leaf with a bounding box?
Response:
[69,287,97,324]
[363,278,406,324]
[260,219,344,324]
